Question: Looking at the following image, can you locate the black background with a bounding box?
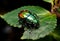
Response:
[0,0,51,11]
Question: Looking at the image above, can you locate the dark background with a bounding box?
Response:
[0,0,51,11]
[0,0,56,41]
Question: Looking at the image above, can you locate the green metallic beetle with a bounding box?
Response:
[18,10,39,29]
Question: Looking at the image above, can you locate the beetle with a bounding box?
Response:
[18,10,39,29]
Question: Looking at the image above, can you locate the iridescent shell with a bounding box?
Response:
[18,10,39,29]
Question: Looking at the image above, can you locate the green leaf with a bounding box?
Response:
[0,8,22,28]
[0,6,57,40]
[43,0,54,5]
[19,6,56,40]
[51,24,60,41]
[43,0,53,3]
[23,35,54,41]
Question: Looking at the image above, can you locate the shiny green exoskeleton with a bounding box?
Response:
[18,10,39,29]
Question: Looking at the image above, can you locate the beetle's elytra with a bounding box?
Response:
[18,10,39,29]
